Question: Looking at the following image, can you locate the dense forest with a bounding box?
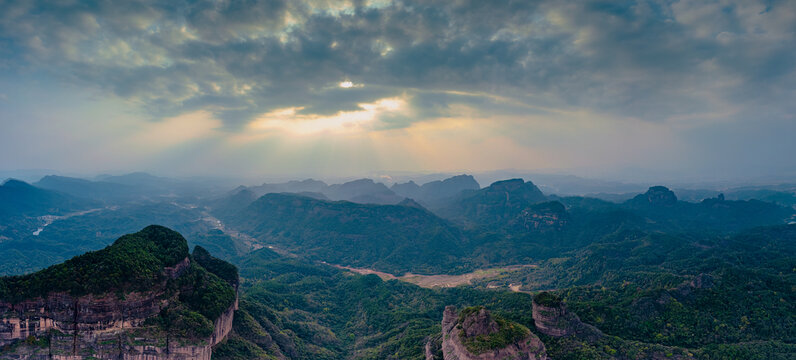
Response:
[0,175,794,359]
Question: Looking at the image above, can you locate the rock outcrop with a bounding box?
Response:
[628,186,678,207]
[0,263,237,360]
[531,292,601,340]
[430,305,547,360]
[0,226,238,360]
[438,178,549,227]
[515,201,568,231]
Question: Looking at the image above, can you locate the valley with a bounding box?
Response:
[331,264,539,289]
[31,207,109,236]
[4,1,794,358]
[1,174,794,359]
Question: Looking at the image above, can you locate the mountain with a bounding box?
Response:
[622,186,794,231]
[36,173,230,202]
[0,177,792,359]
[246,178,403,204]
[248,178,329,197]
[392,174,481,206]
[209,187,259,215]
[95,171,176,187]
[0,179,94,220]
[391,180,423,199]
[470,171,648,195]
[419,174,480,200]
[435,178,548,227]
[326,178,404,204]
[219,244,752,360]
[0,225,238,359]
[626,185,679,207]
[0,199,231,276]
[427,305,548,360]
[34,175,140,202]
[223,193,467,274]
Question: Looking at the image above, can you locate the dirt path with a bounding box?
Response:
[332,264,537,289]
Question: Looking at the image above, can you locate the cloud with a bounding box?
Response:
[2,0,793,130]
[0,0,795,180]
[246,96,409,136]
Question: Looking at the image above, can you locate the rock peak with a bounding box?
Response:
[627,185,678,207]
[532,292,602,340]
[643,186,678,205]
[430,305,547,360]
[459,306,499,338]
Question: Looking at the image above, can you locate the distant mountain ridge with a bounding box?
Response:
[435,178,549,227]
[239,174,480,206]
[34,172,228,202]
[0,179,95,220]
[35,175,139,201]
[620,186,794,231]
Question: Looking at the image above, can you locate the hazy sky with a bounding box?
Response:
[1,0,794,181]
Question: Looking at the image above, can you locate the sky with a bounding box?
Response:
[1,0,795,182]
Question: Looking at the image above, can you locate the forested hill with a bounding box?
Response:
[0,225,240,359]
[0,179,95,220]
[223,192,468,274]
[0,225,189,302]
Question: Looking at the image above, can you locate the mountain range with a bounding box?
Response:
[0,173,794,359]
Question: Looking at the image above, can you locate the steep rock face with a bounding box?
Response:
[0,258,190,347]
[210,295,238,347]
[0,226,238,360]
[434,306,547,360]
[460,308,499,338]
[0,260,237,360]
[628,186,678,207]
[514,202,569,231]
[531,293,601,340]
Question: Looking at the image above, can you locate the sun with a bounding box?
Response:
[339,81,354,88]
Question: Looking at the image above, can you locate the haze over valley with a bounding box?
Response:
[1,0,795,359]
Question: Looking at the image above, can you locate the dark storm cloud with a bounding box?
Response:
[1,0,794,128]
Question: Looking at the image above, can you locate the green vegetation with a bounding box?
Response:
[152,306,215,339]
[0,225,239,349]
[0,179,95,221]
[194,245,239,286]
[459,311,530,354]
[145,245,239,340]
[175,260,237,320]
[224,193,469,274]
[0,202,223,276]
[212,335,276,360]
[0,225,189,301]
[1,179,794,359]
[457,305,486,322]
[533,292,561,307]
[214,251,543,360]
[219,219,795,360]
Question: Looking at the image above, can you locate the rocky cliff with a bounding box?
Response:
[531,292,601,340]
[515,201,568,231]
[0,226,238,360]
[627,186,678,207]
[429,306,547,360]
